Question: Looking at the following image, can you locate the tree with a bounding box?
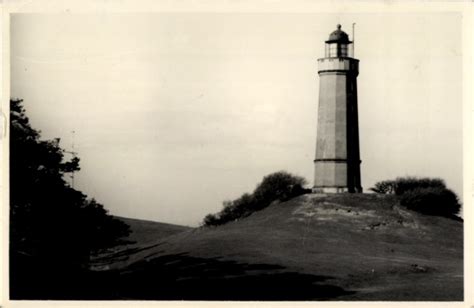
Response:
[10,99,130,298]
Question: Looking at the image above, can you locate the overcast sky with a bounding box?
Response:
[11,12,463,226]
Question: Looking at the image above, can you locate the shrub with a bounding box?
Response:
[393,177,446,195]
[253,171,307,206]
[370,177,447,195]
[203,214,221,226]
[371,176,461,218]
[202,171,308,226]
[369,180,396,194]
[400,186,461,217]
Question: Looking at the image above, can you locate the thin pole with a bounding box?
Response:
[352,23,356,57]
[71,130,75,189]
[65,130,77,189]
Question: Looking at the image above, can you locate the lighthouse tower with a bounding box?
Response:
[313,24,362,193]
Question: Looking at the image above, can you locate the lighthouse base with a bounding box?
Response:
[312,187,348,194]
[312,186,363,194]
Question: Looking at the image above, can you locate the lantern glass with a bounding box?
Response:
[326,42,350,57]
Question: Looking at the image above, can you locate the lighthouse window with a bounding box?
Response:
[340,45,348,57]
[328,44,338,57]
[327,43,348,57]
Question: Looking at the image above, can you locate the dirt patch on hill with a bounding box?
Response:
[292,198,378,222]
[290,194,422,232]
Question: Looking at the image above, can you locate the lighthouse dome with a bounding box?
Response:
[326,24,350,43]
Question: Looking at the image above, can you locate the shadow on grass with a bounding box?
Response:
[12,252,355,300]
[99,253,356,300]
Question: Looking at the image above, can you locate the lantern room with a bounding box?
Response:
[325,24,353,58]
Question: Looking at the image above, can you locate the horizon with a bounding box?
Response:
[11,12,463,226]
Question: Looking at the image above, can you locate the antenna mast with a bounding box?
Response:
[352,23,356,57]
[64,130,78,189]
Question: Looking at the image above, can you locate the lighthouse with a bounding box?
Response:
[313,24,362,193]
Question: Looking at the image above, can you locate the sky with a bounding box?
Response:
[10,12,463,226]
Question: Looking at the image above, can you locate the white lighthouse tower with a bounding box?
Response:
[313,24,362,193]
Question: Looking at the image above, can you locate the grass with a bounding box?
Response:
[31,193,463,300]
[84,193,464,301]
[113,216,191,246]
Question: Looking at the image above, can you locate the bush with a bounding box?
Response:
[370,177,447,195]
[371,176,461,218]
[203,214,220,226]
[369,180,396,194]
[202,171,308,226]
[400,186,461,217]
[253,171,307,206]
[393,177,446,195]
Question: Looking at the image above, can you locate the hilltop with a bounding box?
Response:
[89,193,463,300]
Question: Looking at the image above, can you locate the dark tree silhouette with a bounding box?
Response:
[10,99,130,299]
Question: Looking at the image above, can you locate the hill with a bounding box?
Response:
[90,217,191,271]
[88,194,463,300]
[113,216,191,246]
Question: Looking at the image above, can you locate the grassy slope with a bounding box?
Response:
[114,216,191,246]
[96,194,463,300]
[90,217,191,271]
